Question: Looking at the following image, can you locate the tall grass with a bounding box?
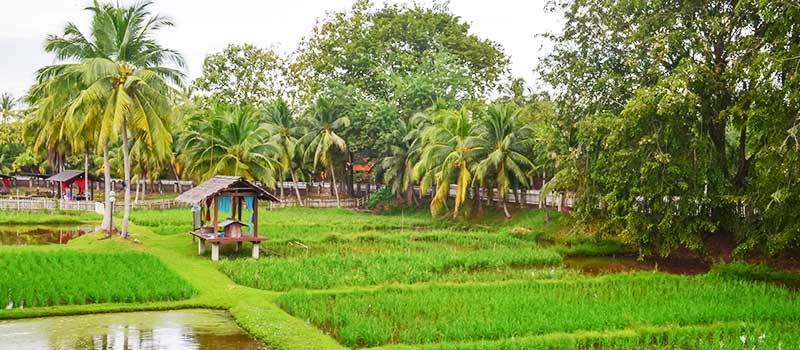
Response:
[0,250,194,308]
[220,248,562,291]
[277,273,800,347]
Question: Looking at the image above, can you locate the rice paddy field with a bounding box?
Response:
[0,250,194,307]
[1,207,799,350]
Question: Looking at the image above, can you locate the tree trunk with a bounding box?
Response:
[84,151,89,202]
[134,178,140,204]
[348,151,355,197]
[101,141,113,232]
[121,118,132,238]
[279,172,285,200]
[290,168,303,206]
[502,196,512,219]
[542,171,549,223]
[329,163,341,207]
[172,163,182,193]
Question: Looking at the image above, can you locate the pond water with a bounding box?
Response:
[0,224,94,245]
[0,309,267,350]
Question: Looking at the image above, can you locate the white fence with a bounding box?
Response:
[0,199,189,212]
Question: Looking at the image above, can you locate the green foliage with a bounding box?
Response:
[194,44,288,107]
[292,0,508,156]
[0,250,194,307]
[710,262,800,283]
[220,248,561,291]
[180,104,279,185]
[277,274,800,347]
[367,188,394,209]
[540,0,800,255]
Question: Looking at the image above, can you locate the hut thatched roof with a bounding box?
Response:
[175,176,279,204]
[46,170,101,182]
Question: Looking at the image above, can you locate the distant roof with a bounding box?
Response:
[175,176,279,204]
[353,164,373,172]
[47,170,101,182]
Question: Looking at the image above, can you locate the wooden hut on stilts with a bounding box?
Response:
[175,176,279,261]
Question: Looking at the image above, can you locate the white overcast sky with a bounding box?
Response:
[0,0,561,98]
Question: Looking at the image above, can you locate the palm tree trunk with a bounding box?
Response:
[172,163,182,192]
[542,171,550,223]
[329,163,341,207]
[134,178,140,204]
[290,168,303,206]
[502,195,512,219]
[101,141,113,232]
[84,151,89,203]
[279,172,285,200]
[121,118,132,238]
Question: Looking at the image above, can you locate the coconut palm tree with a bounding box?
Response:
[263,98,304,204]
[474,102,534,218]
[40,1,185,237]
[301,97,350,207]
[414,108,483,217]
[379,119,416,204]
[1,93,19,120]
[182,104,279,185]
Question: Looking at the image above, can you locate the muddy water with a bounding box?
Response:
[0,225,94,245]
[0,309,267,350]
[564,255,710,275]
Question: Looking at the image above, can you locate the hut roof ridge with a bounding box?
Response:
[175,175,279,204]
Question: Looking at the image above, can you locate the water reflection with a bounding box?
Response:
[0,225,93,245]
[0,309,267,350]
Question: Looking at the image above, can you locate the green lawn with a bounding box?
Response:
[0,207,798,350]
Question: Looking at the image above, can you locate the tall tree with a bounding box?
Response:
[263,98,305,204]
[301,97,350,207]
[194,44,289,107]
[474,102,534,218]
[1,93,20,120]
[39,0,185,236]
[541,0,800,255]
[181,104,278,185]
[414,108,484,217]
[293,0,508,159]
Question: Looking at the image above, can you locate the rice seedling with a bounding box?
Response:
[276,273,800,347]
[220,248,562,291]
[0,250,194,308]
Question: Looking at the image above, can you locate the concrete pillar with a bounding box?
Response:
[252,242,260,259]
[197,239,205,255]
[236,241,243,252]
[211,243,220,261]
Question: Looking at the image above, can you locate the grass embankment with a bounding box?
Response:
[277,274,800,347]
[0,250,194,307]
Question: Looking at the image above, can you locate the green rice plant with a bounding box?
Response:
[0,250,194,308]
[220,248,562,291]
[710,261,800,283]
[276,273,800,347]
[371,322,800,350]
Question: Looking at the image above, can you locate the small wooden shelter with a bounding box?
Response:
[46,170,98,200]
[176,176,279,261]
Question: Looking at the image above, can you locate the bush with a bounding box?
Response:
[367,188,394,209]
